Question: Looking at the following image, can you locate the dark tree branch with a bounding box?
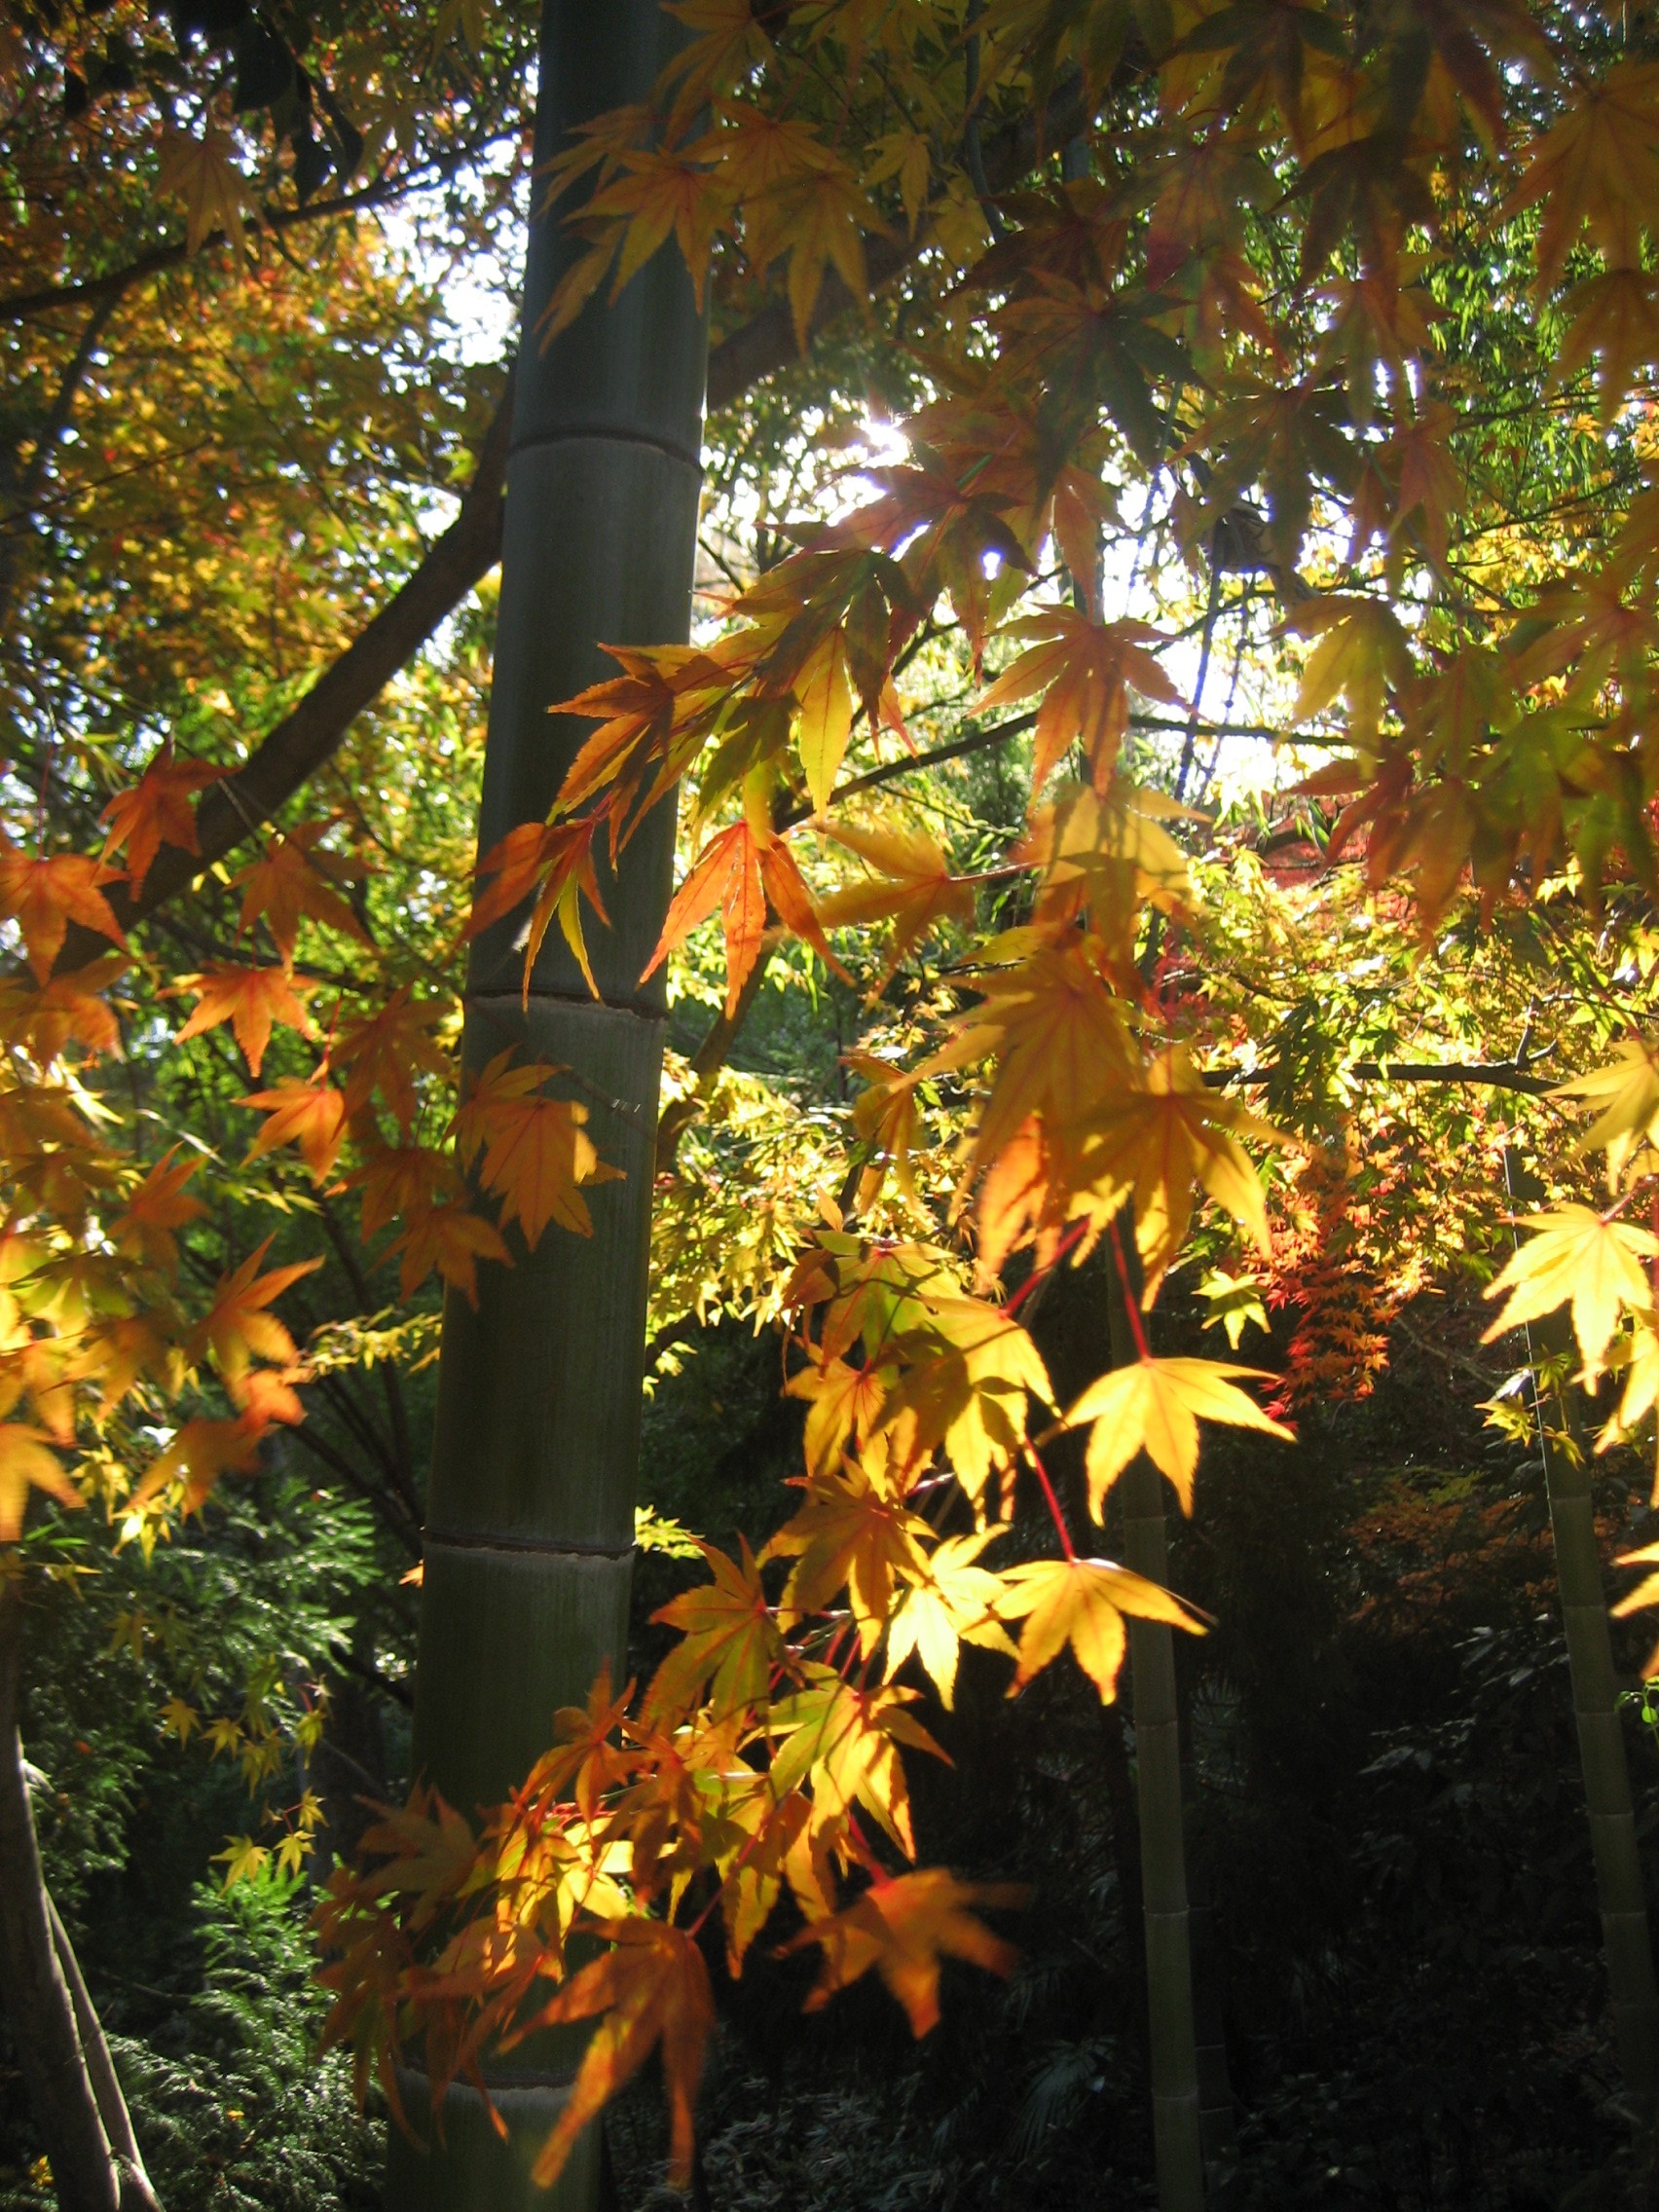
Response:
[44,70,1096,971]
[0,174,417,324]
[287,1421,423,1562]
[47,1898,162,2212]
[701,72,1088,410]
[0,281,132,635]
[0,1579,136,2212]
[1204,1059,1558,1097]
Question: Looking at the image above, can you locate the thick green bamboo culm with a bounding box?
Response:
[390,8,709,2207]
[1104,1239,1207,2212]
[1504,1154,1659,2129]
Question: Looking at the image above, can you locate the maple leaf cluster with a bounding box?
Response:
[23,0,1659,2182]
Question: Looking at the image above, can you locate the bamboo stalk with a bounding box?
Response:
[390,8,708,2206]
[1505,1152,1659,2128]
[1105,1248,1207,2212]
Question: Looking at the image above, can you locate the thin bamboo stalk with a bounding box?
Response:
[389,8,708,2206]
[1105,1247,1206,2212]
[1506,1152,1659,2127]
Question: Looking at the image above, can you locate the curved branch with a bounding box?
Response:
[49,70,1099,964]
[0,173,417,324]
[704,70,1088,410]
[0,1579,132,2212]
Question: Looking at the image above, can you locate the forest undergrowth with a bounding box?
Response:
[7,1272,1651,2212]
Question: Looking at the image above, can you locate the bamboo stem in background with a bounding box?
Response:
[1105,1242,1207,2212]
[1506,1151,1659,2129]
[390,8,709,2206]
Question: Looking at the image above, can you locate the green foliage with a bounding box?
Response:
[0,1869,382,2212]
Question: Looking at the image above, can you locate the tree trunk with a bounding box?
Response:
[0,1579,161,2212]
[1105,1251,1207,2212]
[1505,1151,1659,2128]
[389,7,708,2208]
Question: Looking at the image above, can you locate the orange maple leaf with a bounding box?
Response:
[0,839,126,980]
[231,824,367,957]
[111,1147,206,1271]
[174,964,313,1077]
[645,1539,784,1719]
[551,645,733,824]
[383,1199,510,1304]
[560,145,728,323]
[133,1415,265,1513]
[508,1918,715,2193]
[98,744,225,895]
[188,1237,321,1389]
[976,609,1182,796]
[240,1078,348,1182]
[454,1051,622,1246]
[0,956,126,1064]
[783,1868,1028,2035]
[641,822,765,1016]
[467,818,609,997]
[343,1141,457,1240]
[332,988,450,1127]
[0,1422,82,1542]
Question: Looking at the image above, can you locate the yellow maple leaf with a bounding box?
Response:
[765,1675,945,1856]
[748,160,885,350]
[1599,1311,1659,1498]
[996,1555,1203,1702]
[1554,1042,1659,1180]
[783,1868,1029,2035]
[884,1530,1015,1708]
[976,609,1182,796]
[1506,61,1659,294]
[817,819,977,983]
[795,632,855,814]
[881,1296,1052,1505]
[1064,1356,1293,1518]
[784,1352,892,1479]
[0,1422,81,1541]
[1288,596,1413,748]
[646,1539,783,1719]
[1483,1205,1659,1383]
[941,936,1137,1177]
[1075,1048,1280,1295]
[764,1460,932,1652]
[157,123,249,256]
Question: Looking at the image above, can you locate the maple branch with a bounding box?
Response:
[55,72,1094,967]
[1203,1059,1557,1097]
[49,377,515,975]
[698,71,1089,407]
[0,279,132,636]
[0,170,432,324]
[287,1419,423,1563]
